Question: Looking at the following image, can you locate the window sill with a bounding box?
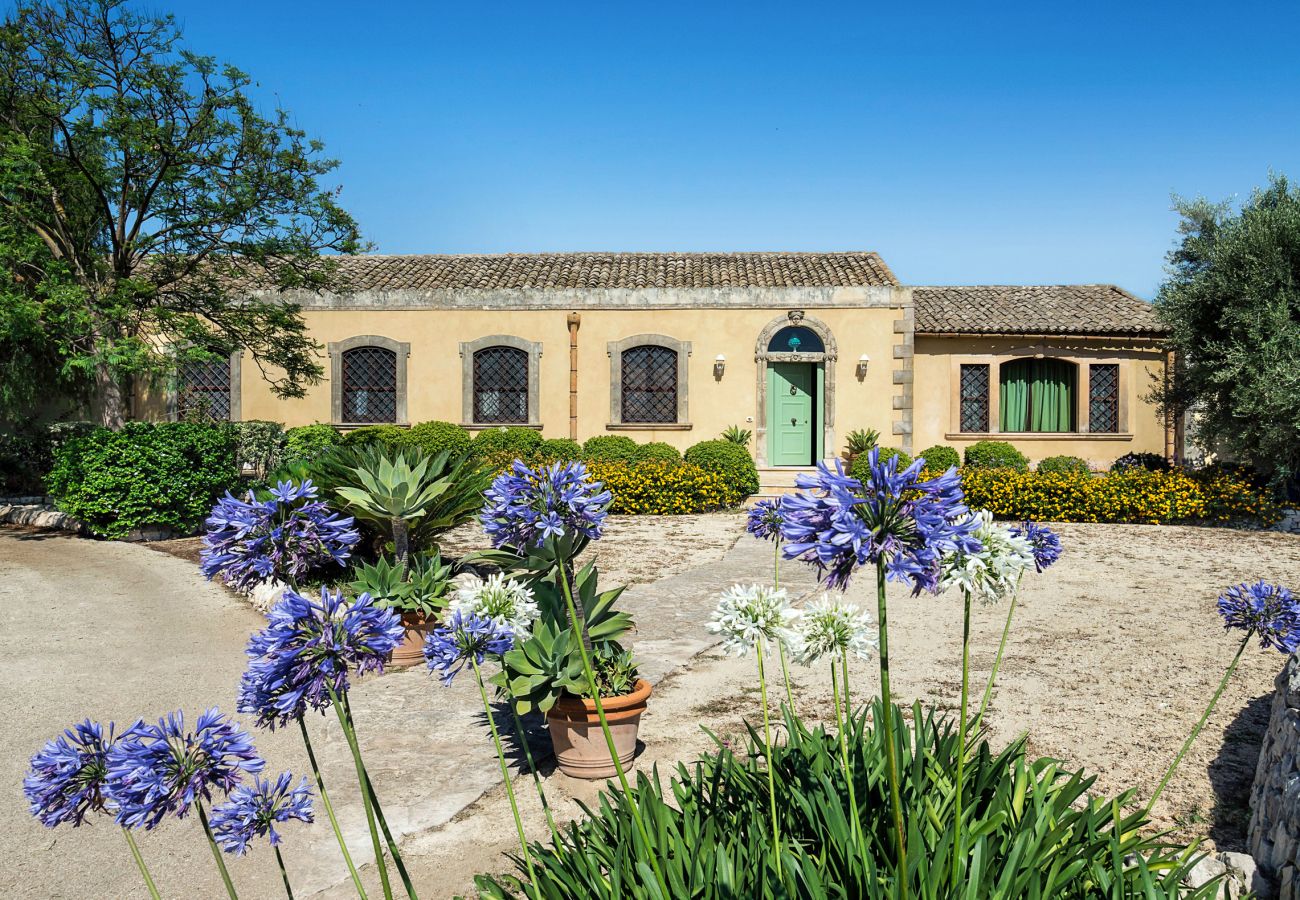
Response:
[605,423,693,431]
[462,422,543,431]
[335,422,408,430]
[945,432,1132,441]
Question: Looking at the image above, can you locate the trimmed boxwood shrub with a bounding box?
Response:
[340,424,406,452]
[964,440,1030,471]
[401,420,471,459]
[582,435,640,462]
[850,447,912,482]
[1111,451,1171,473]
[587,459,739,514]
[535,438,582,464]
[45,422,239,539]
[473,427,544,470]
[635,441,682,463]
[283,424,341,465]
[683,439,759,500]
[917,444,960,472]
[1036,455,1092,475]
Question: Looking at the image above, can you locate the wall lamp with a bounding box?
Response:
[714,354,726,379]
[856,354,870,380]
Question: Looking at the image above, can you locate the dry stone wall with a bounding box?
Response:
[1248,652,1300,899]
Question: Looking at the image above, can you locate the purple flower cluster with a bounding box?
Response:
[1011,521,1062,572]
[480,461,612,551]
[209,772,314,855]
[201,480,360,591]
[105,709,264,830]
[24,719,145,827]
[424,609,515,686]
[746,498,785,541]
[781,450,980,592]
[1218,581,1300,653]
[239,588,405,729]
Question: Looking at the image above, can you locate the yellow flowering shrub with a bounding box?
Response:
[959,468,1282,525]
[587,459,741,514]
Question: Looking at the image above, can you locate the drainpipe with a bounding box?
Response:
[567,312,581,441]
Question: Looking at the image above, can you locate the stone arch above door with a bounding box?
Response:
[753,311,837,466]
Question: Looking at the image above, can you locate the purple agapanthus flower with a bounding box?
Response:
[24,719,147,827]
[780,450,980,592]
[424,609,515,686]
[201,480,360,591]
[1010,521,1062,572]
[105,709,264,830]
[209,772,314,855]
[480,460,612,550]
[746,498,785,541]
[1217,581,1300,653]
[238,588,405,729]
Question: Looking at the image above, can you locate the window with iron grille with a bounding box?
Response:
[1089,364,1119,433]
[473,346,529,423]
[959,364,989,433]
[341,346,397,423]
[621,345,678,423]
[178,357,231,421]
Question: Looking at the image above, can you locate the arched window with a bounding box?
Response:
[766,326,825,354]
[473,345,529,424]
[341,346,397,423]
[999,358,1077,432]
[621,345,678,423]
[178,355,233,421]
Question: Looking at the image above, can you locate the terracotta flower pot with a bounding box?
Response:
[388,610,436,668]
[546,679,652,780]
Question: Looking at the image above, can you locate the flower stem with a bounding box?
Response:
[509,705,562,845]
[756,641,784,881]
[875,556,909,900]
[1144,632,1251,818]
[275,845,295,900]
[297,716,368,900]
[974,592,1019,733]
[327,685,395,900]
[197,802,239,900]
[121,827,162,900]
[471,657,539,895]
[831,659,866,872]
[773,537,795,710]
[555,562,667,894]
[952,587,972,892]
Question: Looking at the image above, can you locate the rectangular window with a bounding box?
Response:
[959,364,989,433]
[1089,363,1120,433]
[999,358,1077,433]
[178,357,232,421]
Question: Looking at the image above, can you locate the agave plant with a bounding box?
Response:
[844,427,880,456]
[721,425,752,447]
[348,551,455,617]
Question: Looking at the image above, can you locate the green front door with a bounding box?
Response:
[769,363,816,466]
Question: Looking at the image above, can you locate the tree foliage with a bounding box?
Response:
[1154,175,1300,482]
[0,0,363,424]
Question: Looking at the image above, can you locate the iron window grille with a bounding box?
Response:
[473,346,529,424]
[621,345,678,423]
[341,346,397,423]
[178,357,231,421]
[959,364,990,433]
[1089,364,1120,433]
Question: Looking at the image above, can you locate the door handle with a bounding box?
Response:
[790,417,797,426]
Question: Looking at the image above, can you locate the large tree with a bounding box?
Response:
[0,0,362,426]
[1154,174,1300,484]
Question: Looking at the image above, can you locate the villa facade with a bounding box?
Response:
[151,252,1176,468]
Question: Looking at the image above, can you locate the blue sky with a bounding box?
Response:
[160,0,1299,297]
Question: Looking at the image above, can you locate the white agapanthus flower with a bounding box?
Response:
[938,509,1036,603]
[794,594,878,666]
[706,584,802,657]
[450,573,541,638]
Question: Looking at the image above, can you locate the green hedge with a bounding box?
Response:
[964,440,1030,471]
[283,424,341,465]
[472,427,544,470]
[635,441,682,463]
[917,444,960,472]
[340,424,406,452]
[587,459,740,514]
[683,440,759,499]
[850,447,913,482]
[401,420,471,459]
[46,422,240,538]
[582,435,640,462]
[1036,455,1091,475]
[536,438,582,464]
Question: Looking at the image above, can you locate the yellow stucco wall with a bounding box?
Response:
[911,335,1169,468]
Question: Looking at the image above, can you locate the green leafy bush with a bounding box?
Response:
[283,424,341,465]
[582,435,639,462]
[849,447,912,482]
[1037,455,1092,475]
[1111,451,1170,472]
[229,420,286,479]
[684,440,758,499]
[964,439,1030,471]
[46,422,239,538]
[340,424,406,452]
[400,420,471,459]
[917,444,960,471]
[634,441,681,463]
[472,427,544,469]
[535,438,582,464]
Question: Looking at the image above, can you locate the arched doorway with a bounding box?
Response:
[754,311,837,466]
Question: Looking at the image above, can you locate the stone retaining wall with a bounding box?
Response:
[0,500,83,533]
[1248,652,1300,899]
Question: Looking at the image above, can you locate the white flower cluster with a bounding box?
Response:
[938,509,1035,604]
[794,594,878,666]
[707,584,802,657]
[450,573,541,638]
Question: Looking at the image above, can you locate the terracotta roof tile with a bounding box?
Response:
[913,285,1166,336]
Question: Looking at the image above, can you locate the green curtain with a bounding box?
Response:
[999,359,1075,432]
